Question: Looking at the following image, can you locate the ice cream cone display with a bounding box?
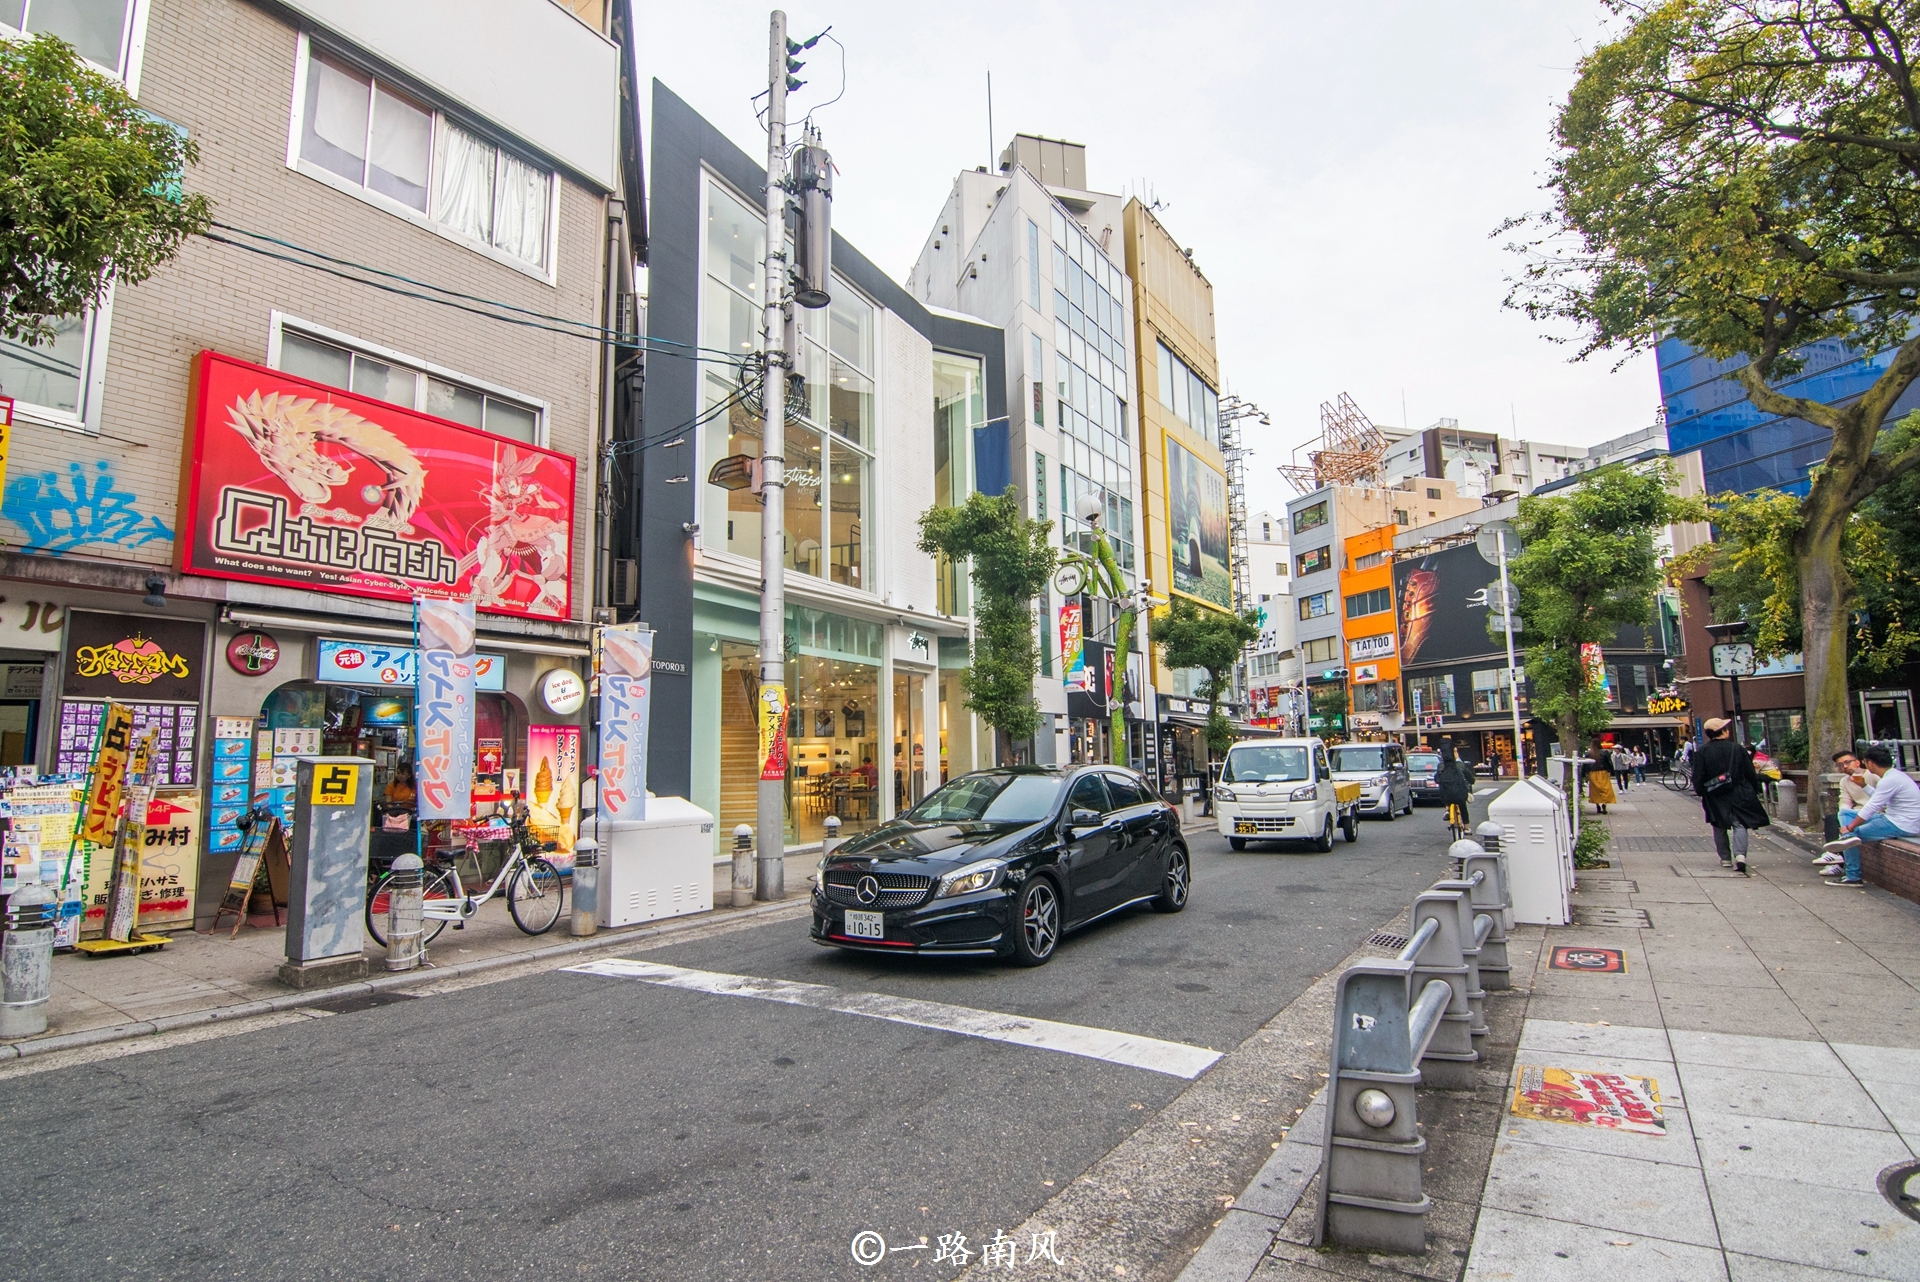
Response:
[525,726,581,859]
[533,756,554,806]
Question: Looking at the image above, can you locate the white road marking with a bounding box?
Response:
[562,957,1223,1079]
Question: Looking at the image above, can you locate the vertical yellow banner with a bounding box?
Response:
[758,683,788,782]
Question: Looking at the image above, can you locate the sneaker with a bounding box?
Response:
[1719,859,1734,868]
[1823,878,1866,887]
[1735,858,1750,876]
[1819,865,1846,877]
[1824,836,1862,852]
[1814,852,1845,865]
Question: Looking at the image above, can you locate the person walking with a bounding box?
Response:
[1587,745,1617,814]
[1632,747,1647,785]
[1821,744,1920,886]
[1692,716,1769,874]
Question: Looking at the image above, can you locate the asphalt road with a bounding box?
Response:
[1,802,1474,1282]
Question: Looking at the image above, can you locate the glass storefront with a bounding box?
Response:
[893,670,926,813]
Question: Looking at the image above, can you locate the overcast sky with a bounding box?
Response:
[632,1,1656,522]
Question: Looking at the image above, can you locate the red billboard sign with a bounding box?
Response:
[179,351,576,621]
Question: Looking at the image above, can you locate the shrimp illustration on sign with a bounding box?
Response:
[465,446,569,617]
[226,391,426,532]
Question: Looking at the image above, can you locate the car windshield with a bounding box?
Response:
[905,774,1064,824]
[1407,753,1441,772]
[1222,745,1310,783]
[1330,746,1389,772]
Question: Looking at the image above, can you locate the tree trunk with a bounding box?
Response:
[1797,496,1852,830]
[1556,709,1582,829]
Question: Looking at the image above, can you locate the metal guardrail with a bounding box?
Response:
[1313,837,1513,1255]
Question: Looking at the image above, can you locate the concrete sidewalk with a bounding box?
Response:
[1462,779,1920,1280]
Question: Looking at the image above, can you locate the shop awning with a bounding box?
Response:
[223,608,592,657]
[1598,715,1691,729]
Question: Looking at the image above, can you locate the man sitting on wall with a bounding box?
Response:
[1815,751,1875,870]
[1822,744,1920,887]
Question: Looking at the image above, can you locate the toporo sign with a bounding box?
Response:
[179,351,576,621]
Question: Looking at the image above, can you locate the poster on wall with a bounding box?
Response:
[525,725,580,868]
[1060,603,1087,691]
[1166,438,1231,608]
[80,791,202,931]
[179,351,577,621]
[415,598,476,821]
[599,626,654,821]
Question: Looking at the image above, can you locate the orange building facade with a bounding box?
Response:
[1341,527,1401,737]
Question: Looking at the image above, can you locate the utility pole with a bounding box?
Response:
[755,9,790,901]
[1494,534,1526,776]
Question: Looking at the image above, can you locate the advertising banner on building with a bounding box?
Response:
[599,625,654,820]
[415,599,476,820]
[1060,603,1088,691]
[758,681,787,782]
[315,639,505,690]
[1166,438,1231,607]
[78,702,134,846]
[525,725,580,868]
[82,791,201,932]
[62,611,205,703]
[180,351,577,621]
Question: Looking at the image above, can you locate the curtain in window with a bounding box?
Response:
[434,123,493,246]
[306,54,369,183]
[368,86,431,212]
[494,152,549,268]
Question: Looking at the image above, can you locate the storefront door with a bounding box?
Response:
[892,671,925,814]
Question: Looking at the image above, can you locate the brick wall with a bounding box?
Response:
[1865,839,1920,905]
[1,0,606,622]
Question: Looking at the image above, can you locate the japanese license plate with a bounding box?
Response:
[1234,820,1257,835]
[844,909,884,939]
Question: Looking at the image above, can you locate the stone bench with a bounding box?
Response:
[1865,838,1920,905]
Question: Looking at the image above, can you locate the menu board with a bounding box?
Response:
[56,701,199,786]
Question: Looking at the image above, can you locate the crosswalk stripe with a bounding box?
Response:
[562,957,1224,1079]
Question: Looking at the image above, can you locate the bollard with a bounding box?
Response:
[1316,958,1449,1253]
[1458,847,1512,989]
[1407,889,1478,1089]
[822,814,842,857]
[2,881,58,1038]
[570,839,598,937]
[1475,822,1514,932]
[1774,777,1799,824]
[1430,877,1491,1054]
[384,854,424,972]
[731,825,754,909]
[754,815,785,902]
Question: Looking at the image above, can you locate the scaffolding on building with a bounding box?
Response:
[1217,394,1267,613]
[1277,393,1389,494]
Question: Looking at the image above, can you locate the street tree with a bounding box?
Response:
[1156,598,1261,755]
[1509,1,1920,821]
[1510,463,1704,794]
[0,35,212,345]
[918,491,1056,762]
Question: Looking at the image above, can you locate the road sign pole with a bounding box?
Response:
[1495,534,1525,777]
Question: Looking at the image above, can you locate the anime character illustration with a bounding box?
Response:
[467,446,569,616]
[225,391,426,532]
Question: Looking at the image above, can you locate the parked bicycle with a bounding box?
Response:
[366,797,564,945]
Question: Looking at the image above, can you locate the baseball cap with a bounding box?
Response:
[1702,716,1731,733]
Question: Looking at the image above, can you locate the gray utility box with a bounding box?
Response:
[279,757,374,990]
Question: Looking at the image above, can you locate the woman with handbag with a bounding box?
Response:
[1691,717,1768,874]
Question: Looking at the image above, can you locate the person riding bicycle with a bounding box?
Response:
[1437,746,1474,834]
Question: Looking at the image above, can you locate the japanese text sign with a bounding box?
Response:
[180,351,576,622]
[310,763,359,806]
[1060,603,1087,692]
[79,702,135,846]
[315,639,505,690]
[758,681,786,783]
[597,626,653,821]
[415,599,476,820]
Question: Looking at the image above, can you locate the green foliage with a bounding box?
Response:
[0,35,212,345]
[1775,724,1810,767]
[1512,463,1705,756]
[918,492,1057,749]
[1509,1,1920,373]
[1156,598,1262,753]
[1703,413,1920,679]
[1309,683,1348,737]
[1574,817,1610,870]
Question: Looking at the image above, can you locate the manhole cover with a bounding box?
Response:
[1575,879,1639,894]
[1572,907,1653,929]
[1880,1161,1920,1224]
[1368,931,1408,951]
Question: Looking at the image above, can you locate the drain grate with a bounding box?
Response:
[1575,879,1639,894]
[1572,906,1653,929]
[1368,931,1409,951]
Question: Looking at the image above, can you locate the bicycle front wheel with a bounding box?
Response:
[366,865,458,947]
[508,856,565,935]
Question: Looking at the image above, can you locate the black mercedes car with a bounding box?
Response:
[810,765,1190,966]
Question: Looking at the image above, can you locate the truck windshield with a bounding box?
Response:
[1330,746,1389,772]
[1222,746,1310,783]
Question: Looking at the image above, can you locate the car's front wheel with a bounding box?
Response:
[1228,836,1248,851]
[1010,877,1060,967]
[1313,815,1334,852]
[1154,846,1190,912]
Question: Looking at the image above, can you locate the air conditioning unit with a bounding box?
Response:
[610,558,638,607]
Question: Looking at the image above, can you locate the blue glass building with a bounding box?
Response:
[1660,336,1920,496]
